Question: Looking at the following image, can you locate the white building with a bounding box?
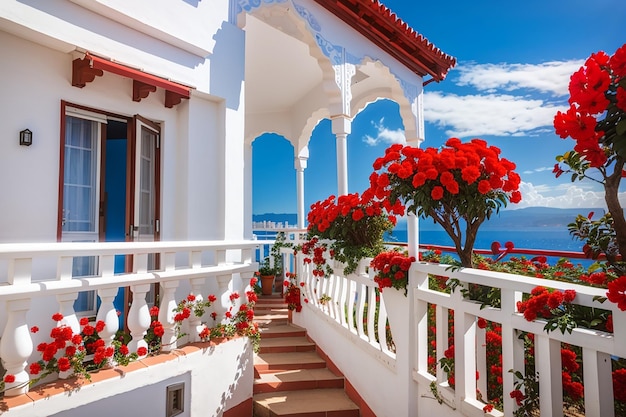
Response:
[0,1,455,416]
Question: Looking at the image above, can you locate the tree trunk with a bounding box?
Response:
[605,157,626,262]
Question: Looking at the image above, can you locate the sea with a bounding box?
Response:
[385,227,595,267]
[387,228,583,253]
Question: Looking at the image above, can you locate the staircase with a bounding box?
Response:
[253,294,361,417]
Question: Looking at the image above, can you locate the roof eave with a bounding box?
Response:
[314,0,456,82]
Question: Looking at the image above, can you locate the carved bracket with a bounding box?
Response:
[133,80,157,102]
[72,57,103,88]
[165,90,188,108]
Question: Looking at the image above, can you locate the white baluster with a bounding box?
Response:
[96,288,120,348]
[188,277,206,343]
[127,284,151,355]
[158,281,179,352]
[0,299,33,396]
[216,274,232,324]
[536,334,564,417]
[56,292,80,334]
[56,292,80,379]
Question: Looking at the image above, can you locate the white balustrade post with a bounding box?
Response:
[536,334,563,417]
[127,284,151,355]
[216,274,232,324]
[96,287,120,348]
[583,348,614,417]
[188,277,206,342]
[56,292,80,334]
[501,288,523,414]
[0,299,33,396]
[158,281,180,352]
[56,292,81,379]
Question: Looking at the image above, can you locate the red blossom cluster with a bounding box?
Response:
[29,313,141,381]
[284,272,304,312]
[607,275,626,311]
[370,250,415,293]
[297,236,331,277]
[554,44,626,167]
[307,192,396,234]
[304,191,394,275]
[369,138,521,206]
[516,286,576,322]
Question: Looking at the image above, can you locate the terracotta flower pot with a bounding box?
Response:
[261,275,275,295]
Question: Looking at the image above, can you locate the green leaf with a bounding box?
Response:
[617,119,626,137]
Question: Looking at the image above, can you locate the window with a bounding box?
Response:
[166,383,185,417]
[61,108,106,315]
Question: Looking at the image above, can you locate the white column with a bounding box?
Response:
[331,116,351,196]
[127,284,151,354]
[294,154,308,229]
[0,299,32,396]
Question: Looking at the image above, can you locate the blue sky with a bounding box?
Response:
[252,0,626,215]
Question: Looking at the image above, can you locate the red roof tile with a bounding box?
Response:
[314,0,456,83]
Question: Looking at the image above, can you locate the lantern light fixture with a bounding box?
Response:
[19,129,32,146]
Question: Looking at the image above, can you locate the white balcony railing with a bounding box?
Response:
[0,240,262,398]
[281,236,626,417]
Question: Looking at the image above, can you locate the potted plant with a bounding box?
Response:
[258,257,276,295]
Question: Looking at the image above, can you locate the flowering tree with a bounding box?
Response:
[553,43,626,267]
[306,191,395,274]
[369,138,522,267]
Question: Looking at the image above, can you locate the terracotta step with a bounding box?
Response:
[258,336,315,353]
[253,388,360,417]
[254,351,326,374]
[253,368,344,394]
[258,323,306,339]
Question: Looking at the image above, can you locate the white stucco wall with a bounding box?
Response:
[14,338,255,417]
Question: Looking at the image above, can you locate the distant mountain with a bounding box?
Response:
[254,207,606,232]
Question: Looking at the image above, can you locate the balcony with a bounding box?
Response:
[0,236,624,416]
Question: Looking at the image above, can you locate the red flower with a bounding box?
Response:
[52,313,64,322]
[137,347,148,357]
[208,294,217,303]
[607,276,626,311]
[431,186,444,200]
[57,357,71,372]
[149,306,160,317]
[483,404,494,413]
[4,374,15,384]
[477,318,487,329]
[29,363,41,375]
[30,326,39,333]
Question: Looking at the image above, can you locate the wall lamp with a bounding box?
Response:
[20,129,32,146]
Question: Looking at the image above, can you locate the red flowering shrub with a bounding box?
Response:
[305,192,394,274]
[517,286,578,333]
[553,43,626,276]
[29,313,140,385]
[369,138,521,267]
[370,249,415,294]
[284,272,304,311]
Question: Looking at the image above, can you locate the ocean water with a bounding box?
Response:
[386,228,583,253]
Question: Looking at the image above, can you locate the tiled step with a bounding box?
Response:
[253,388,360,417]
[253,368,344,394]
[253,294,361,417]
[254,351,326,374]
[258,336,315,353]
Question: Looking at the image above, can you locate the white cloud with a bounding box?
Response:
[424,92,567,137]
[514,181,626,210]
[455,60,584,96]
[523,166,555,175]
[363,117,406,146]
